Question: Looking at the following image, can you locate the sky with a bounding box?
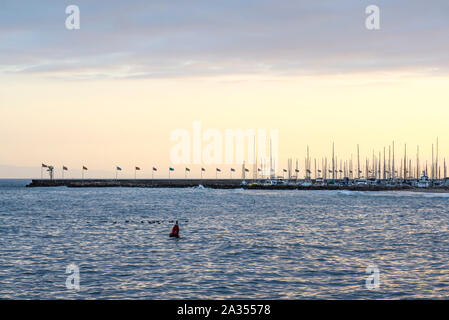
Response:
[1,0,449,178]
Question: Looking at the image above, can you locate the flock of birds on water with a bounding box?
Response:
[98,219,191,225]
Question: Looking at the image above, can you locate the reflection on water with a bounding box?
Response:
[0,180,448,299]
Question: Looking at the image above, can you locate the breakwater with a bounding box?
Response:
[26,179,243,188]
[25,179,449,192]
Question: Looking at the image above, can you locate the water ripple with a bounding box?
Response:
[0,180,448,299]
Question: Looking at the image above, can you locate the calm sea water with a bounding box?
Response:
[0,179,448,299]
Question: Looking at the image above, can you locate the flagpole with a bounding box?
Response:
[134,168,136,180]
[62,166,64,179]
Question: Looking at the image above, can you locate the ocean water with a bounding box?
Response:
[0,179,448,299]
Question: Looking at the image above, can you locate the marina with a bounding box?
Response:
[31,139,449,191]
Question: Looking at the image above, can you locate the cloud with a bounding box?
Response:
[1,0,449,79]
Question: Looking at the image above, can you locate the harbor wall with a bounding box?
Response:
[26,179,449,192]
[27,179,244,188]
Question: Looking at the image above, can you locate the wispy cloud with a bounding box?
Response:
[1,0,448,79]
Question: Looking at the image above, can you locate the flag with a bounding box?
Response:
[216,168,221,172]
[153,167,157,171]
[42,163,48,168]
[116,166,122,171]
[169,167,174,171]
[317,169,321,172]
[283,169,287,172]
[295,169,300,173]
[63,166,68,171]
[231,168,235,172]
[307,169,311,173]
[257,168,261,172]
[83,166,88,170]
[135,167,141,170]
[201,168,206,172]
[185,168,190,172]
[244,168,249,172]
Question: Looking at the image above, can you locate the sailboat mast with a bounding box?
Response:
[332,142,335,180]
[392,141,395,180]
[357,144,360,179]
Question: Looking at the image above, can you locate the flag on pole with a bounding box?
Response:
[185,168,190,172]
[231,168,235,172]
[169,167,174,171]
[153,167,157,171]
[257,168,261,172]
[295,169,300,173]
[200,167,205,179]
[283,169,287,172]
[135,167,141,170]
[116,166,122,171]
[42,163,48,168]
[61,165,68,179]
[216,168,221,172]
[82,166,87,180]
[244,168,249,172]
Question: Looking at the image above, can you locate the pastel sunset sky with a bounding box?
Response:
[1,0,448,178]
